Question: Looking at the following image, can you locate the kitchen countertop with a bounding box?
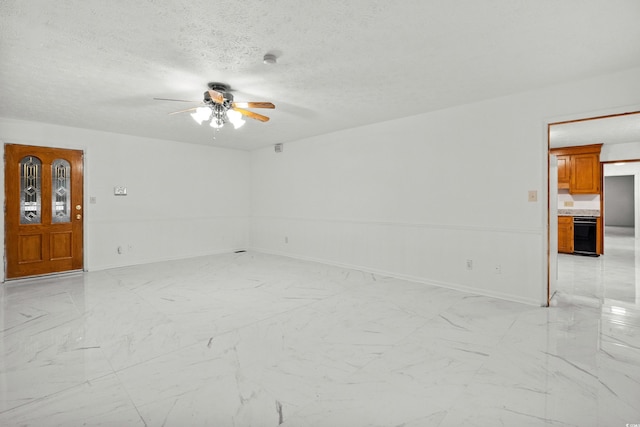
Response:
[557,209,600,217]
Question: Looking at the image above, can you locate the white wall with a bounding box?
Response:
[1,118,251,279]
[250,67,640,306]
[604,176,634,226]
[604,160,640,177]
[557,192,600,210]
[604,161,640,237]
[602,141,640,162]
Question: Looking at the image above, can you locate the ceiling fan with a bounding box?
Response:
[154,82,275,131]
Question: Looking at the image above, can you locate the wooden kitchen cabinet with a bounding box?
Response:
[558,216,574,254]
[556,155,571,189]
[570,152,600,193]
[550,144,602,194]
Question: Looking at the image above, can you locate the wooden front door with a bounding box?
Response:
[4,144,84,279]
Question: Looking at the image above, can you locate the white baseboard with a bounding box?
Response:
[250,247,542,307]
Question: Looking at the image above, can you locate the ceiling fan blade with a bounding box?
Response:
[233,107,270,122]
[168,107,199,115]
[232,102,275,109]
[154,97,199,103]
[207,90,225,104]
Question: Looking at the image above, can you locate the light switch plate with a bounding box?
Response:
[114,186,127,196]
[528,190,537,202]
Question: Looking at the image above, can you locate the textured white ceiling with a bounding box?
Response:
[550,113,640,148]
[2,1,640,150]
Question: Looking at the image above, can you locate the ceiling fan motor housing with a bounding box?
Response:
[208,82,230,95]
[205,82,233,106]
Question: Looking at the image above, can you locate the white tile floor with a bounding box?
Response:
[1,229,639,426]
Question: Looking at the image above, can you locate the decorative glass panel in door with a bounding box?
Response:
[52,159,71,223]
[20,156,42,224]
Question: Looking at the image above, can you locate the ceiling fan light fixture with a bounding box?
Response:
[163,82,273,136]
[191,107,211,125]
[226,109,246,129]
[210,117,224,129]
[230,119,245,130]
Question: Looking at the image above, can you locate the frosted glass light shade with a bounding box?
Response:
[226,109,245,129]
[191,107,212,125]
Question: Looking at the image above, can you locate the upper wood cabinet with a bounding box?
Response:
[550,144,602,194]
[556,155,571,189]
[570,153,600,193]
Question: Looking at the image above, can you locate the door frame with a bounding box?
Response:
[546,109,640,305]
[3,142,87,281]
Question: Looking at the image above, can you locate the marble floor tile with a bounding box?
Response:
[0,374,144,427]
[1,229,639,426]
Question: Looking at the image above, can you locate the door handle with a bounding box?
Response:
[76,214,82,220]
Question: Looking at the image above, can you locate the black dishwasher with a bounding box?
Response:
[573,216,598,256]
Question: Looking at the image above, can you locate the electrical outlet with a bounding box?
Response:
[466,259,473,270]
[284,236,289,244]
[564,201,574,207]
[528,190,537,202]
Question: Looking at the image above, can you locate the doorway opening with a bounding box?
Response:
[547,111,640,305]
